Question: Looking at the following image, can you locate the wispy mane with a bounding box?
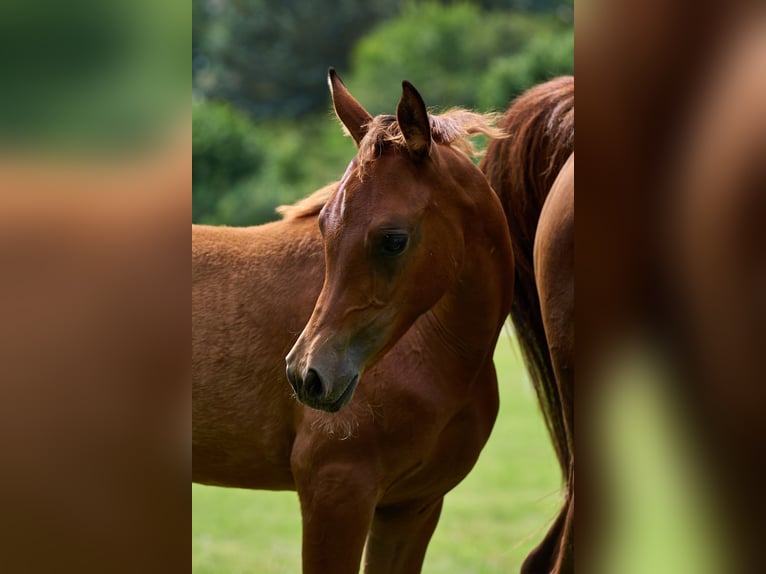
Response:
[278,109,506,220]
[277,181,338,220]
[355,109,507,176]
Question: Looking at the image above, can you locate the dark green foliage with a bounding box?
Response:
[473,0,571,11]
[193,0,210,75]
[195,0,403,118]
[208,118,356,226]
[192,101,263,223]
[346,4,571,114]
[479,26,573,108]
[193,106,356,226]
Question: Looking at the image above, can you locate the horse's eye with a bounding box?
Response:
[379,233,408,256]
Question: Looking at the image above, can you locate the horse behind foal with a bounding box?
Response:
[480,76,574,574]
[193,70,513,574]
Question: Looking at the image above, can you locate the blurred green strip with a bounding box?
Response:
[595,349,726,574]
[0,0,189,154]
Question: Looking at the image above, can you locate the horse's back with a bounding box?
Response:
[192,220,323,347]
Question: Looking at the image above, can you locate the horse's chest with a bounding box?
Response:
[381,397,498,504]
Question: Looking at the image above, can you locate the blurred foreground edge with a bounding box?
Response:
[0,125,190,573]
[577,3,766,573]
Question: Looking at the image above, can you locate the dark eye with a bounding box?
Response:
[379,233,408,256]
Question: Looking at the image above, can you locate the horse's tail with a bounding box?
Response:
[480,76,574,478]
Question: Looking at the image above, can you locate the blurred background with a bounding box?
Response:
[0,0,188,155]
[192,0,573,225]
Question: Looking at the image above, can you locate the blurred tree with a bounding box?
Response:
[346,3,572,114]
[195,0,403,118]
[479,26,573,108]
[193,0,211,79]
[192,101,263,222]
[207,117,355,226]
[462,0,571,13]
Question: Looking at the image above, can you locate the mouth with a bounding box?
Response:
[311,374,359,413]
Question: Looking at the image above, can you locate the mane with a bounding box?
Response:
[355,109,507,176]
[276,181,338,220]
[278,109,505,219]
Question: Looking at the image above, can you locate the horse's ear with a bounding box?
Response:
[328,67,372,147]
[396,81,431,159]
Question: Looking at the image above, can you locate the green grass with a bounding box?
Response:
[192,333,562,573]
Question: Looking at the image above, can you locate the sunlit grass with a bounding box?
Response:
[192,333,562,573]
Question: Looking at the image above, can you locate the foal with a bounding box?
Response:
[193,70,513,573]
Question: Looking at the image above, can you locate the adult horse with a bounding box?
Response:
[193,70,513,573]
[480,77,575,573]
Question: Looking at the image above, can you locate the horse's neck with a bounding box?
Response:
[424,209,513,377]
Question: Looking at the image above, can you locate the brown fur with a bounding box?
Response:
[193,75,514,573]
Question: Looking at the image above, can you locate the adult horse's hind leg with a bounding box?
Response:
[527,152,575,574]
[535,153,574,460]
[363,497,444,574]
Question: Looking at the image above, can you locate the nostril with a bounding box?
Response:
[304,368,324,400]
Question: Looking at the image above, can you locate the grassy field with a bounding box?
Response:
[192,333,562,573]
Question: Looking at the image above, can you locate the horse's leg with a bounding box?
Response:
[363,497,444,574]
[295,467,377,574]
[535,154,575,462]
[530,154,575,574]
